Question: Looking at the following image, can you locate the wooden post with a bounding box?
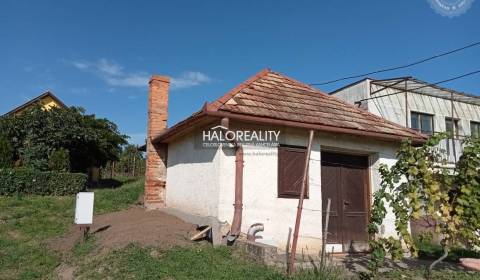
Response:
[79,225,90,242]
[320,198,331,268]
[288,130,315,274]
[286,227,292,274]
[132,156,136,177]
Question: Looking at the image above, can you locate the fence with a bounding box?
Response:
[100,158,146,179]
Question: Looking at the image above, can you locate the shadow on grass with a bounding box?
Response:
[340,253,470,275]
[89,178,138,189]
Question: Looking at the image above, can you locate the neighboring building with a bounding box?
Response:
[330,77,480,164]
[144,69,425,253]
[3,91,66,116]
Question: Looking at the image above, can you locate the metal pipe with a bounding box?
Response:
[288,129,315,274]
[228,144,244,241]
[405,79,409,127]
[220,117,244,242]
[247,223,264,241]
[451,92,457,163]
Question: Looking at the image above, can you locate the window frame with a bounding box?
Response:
[410,111,434,135]
[277,145,309,199]
[445,117,459,139]
[471,121,480,138]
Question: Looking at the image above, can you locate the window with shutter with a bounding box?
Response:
[278,146,308,199]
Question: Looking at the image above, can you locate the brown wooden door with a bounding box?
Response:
[321,152,369,252]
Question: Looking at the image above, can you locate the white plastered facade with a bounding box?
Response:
[165,121,400,253]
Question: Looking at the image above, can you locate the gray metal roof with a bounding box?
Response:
[370,77,480,106]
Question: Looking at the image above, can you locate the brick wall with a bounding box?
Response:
[145,75,169,209]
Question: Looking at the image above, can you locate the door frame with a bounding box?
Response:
[320,149,372,252]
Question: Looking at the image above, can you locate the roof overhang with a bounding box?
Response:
[152,105,427,146]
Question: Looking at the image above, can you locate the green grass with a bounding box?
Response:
[76,244,286,280]
[380,268,480,280]
[72,235,97,259]
[0,177,144,280]
[1,177,479,280]
[93,177,143,214]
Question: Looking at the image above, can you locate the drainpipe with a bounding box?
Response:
[221,118,244,242]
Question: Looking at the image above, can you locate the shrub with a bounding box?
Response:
[0,133,13,168]
[0,168,87,196]
[19,142,49,170]
[49,148,70,172]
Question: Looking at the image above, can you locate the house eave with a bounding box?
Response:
[152,108,427,146]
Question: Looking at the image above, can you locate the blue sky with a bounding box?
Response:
[1,1,479,145]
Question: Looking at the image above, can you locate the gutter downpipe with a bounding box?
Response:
[288,129,315,275]
[221,117,244,242]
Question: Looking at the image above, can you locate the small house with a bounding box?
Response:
[144,69,425,253]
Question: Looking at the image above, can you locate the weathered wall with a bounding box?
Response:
[368,84,480,135]
[331,81,480,135]
[330,79,370,110]
[145,76,170,209]
[166,130,221,217]
[332,81,480,162]
[164,121,400,252]
[217,124,323,253]
[211,122,399,252]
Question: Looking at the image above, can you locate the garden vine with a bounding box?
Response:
[363,134,480,279]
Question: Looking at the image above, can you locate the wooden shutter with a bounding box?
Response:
[278,146,308,198]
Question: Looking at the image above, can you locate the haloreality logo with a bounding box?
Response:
[201,125,280,148]
[428,0,475,17]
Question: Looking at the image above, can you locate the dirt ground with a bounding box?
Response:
[49,206,196,279]
[49,206,196,254]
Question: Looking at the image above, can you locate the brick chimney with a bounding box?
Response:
[145,75,169,209]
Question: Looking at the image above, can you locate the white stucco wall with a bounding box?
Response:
[166,131,221,218]
[217,126,323,253]
[165,121,400,253]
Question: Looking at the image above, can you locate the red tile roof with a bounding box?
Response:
[153,69,426,144]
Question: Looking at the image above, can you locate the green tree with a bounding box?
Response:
[118,144,144,176]
[0,133,13,168]
[49,148,70,172]
[0,105,128,173]
[365,134,480,279]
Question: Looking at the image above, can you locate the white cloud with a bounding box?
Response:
[105,74,148,87]
[71,61,89,70]
[171,71,212,90]
[96,58,123,76]
[69,58,211,90]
